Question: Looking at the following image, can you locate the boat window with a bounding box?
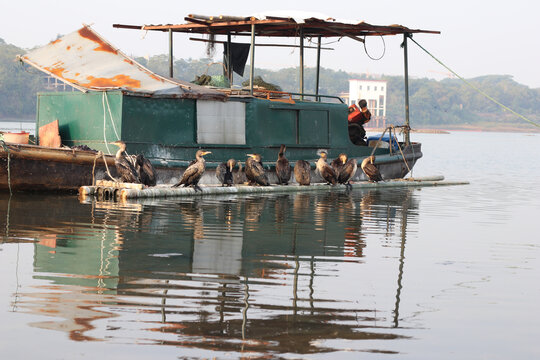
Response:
[197,101,246,144]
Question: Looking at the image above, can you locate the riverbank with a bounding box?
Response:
[367,123,540,134]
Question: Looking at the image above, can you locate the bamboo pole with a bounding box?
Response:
[115,178,467,200]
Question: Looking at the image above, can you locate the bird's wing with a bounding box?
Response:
[216,163,226,183]
[363,163,381,180]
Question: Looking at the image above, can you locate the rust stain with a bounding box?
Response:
[78,27,118,54]
[43,66,79,85]
[83,74,141,89]
[44,66,66,78]
[149,73,164,82]
[123,58,133,65]
[75,73,80,76]
[50,39,61,45]
[66,45,71,50]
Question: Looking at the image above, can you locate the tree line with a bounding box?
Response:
[2,38,539,128]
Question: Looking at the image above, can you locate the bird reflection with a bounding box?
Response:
[273,195,290,224]
[244,196,266,230]
[177,200,204,240]
[292,193,311,220]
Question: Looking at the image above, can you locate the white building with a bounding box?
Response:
[348,79,387,127]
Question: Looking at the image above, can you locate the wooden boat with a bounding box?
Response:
[2,13,439,192]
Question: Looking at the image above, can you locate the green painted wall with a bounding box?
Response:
[37,91,123,153]
[36,92,387,164]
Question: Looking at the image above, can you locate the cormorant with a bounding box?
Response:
[111,140,140,183]
[136,154,157,187]
[331,154,345,178]
[173,150,212,191]
[337,153,358,189]
[245,153,269,186]
[233,162,248,184]
[275,144,291,185]
[294,160,311,186]
[216,158,237,187]
[361,155,383,182]
[316,151,337,185]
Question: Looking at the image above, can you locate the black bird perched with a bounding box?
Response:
[216,158,237,186]
[111,140,140,183]
[361,155,383,182]
[275,144,291,185]
[136,154,157,187]
[331,154,345,178]
[294,160,311,186]
[336,153,358,189]
[316,151,337,185]
[245,153,269,186]
[173,150,212,191]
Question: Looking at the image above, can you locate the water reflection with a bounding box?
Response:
[0,188,419,356]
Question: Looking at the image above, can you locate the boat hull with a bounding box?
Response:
[0,142,422,192]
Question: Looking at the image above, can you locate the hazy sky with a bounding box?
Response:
[2,0,539,88]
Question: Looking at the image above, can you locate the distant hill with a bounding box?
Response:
[2,39,539,130]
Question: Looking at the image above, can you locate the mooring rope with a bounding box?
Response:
[409,36,540,129]
[99,151,119,182]
[390,126,412,175]
[0,139,13,195]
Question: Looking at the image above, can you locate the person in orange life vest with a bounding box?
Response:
[348,99,371,145]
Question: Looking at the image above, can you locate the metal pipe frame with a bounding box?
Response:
[403,33,410,146]
[299,27,304,100]
[250,23,255,95]
[168,29,173,78]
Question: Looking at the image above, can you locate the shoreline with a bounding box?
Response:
[366,124,540,134]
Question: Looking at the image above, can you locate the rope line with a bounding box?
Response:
[0,139,12,195]
[409,36,540,129]
[99,151,119,182]
[102,92,112,155]
[391,126,412,175]
[104,92,121,140]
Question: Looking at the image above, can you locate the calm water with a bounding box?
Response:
[1,132,539,359]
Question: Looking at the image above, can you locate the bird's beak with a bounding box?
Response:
[342,158,346,164]
[203,151,212,156]
[246,153,254,158]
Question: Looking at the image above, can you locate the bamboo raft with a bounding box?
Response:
[79,176,468,201]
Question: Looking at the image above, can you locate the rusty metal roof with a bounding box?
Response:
[17,25,226,100]
[113,12,439,38]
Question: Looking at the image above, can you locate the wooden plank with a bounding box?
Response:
[38,119,61,148]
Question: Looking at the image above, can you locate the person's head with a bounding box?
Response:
[358,99,367,109]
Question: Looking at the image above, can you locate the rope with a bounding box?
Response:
[102,92,112,155]
[92,153,98,186]
[0,139,12,195]
[99,151,119,182]
[363,35,386,61]
[409,36,540,129]
[390,125,412,175]
[103,92,121,140]
[369,128,388,157]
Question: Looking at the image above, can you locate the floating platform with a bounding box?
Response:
[79,176,468,201]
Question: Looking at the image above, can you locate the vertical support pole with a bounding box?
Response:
[299,27,304,101]
[227,33,233,86]
[168,29,174,78]
[249,23,256,95]
[315,35,321,102]
[403,33,410,146]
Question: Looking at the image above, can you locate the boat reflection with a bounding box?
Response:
[1,188,418,354]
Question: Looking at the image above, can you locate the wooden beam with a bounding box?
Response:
[188,37,333,50]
